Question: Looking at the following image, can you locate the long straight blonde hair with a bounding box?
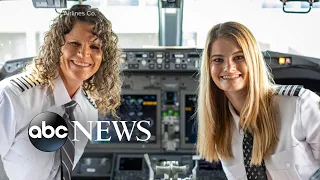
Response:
[196,21,278,165]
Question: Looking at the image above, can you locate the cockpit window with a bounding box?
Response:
[1,0,320,62]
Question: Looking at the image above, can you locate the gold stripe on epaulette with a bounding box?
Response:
[25,74,38,86]
[21,76,33,87]
[10,74,41,92]
[28,74,41,85]
[276,85,303,96]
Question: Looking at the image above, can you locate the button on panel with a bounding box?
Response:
[123,50,201,71]
[181,64,187,69]
[141,60,147,66]
[156,54,163,58]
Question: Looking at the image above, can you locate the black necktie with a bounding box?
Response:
[61,100,77,180]
[243,132,268,180]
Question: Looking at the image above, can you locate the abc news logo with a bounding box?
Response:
[28,112,151,152]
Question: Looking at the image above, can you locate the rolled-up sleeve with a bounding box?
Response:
[0,88,20,158]
[300,89,320,160]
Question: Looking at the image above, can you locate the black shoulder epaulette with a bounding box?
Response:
[83,90,98,109]
[275,85,303,97]
[10,74,41,92]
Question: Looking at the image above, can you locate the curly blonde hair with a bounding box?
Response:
[26,5,122,117]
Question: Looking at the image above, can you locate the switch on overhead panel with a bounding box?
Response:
[32,0,67,8]
[47,0,54,6]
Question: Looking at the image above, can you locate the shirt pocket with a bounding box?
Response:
[2,138,43,179]
[265,144,316,180]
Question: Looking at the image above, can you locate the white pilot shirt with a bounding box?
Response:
[0,72,98,180]
[220,85,320,180]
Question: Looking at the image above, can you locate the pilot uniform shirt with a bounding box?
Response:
[220,85,320,180]
[0,72,98,180]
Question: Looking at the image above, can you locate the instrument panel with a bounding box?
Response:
[0,48,319,180]
[120,48,202,72]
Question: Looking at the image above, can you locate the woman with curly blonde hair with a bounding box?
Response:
[31,4,122,117]
[0,4,122,180]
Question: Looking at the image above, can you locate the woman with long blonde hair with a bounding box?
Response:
[196,21,320,180]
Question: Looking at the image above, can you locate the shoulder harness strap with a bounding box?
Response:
[10,74,41,93]
[275,85,303,96]
[83,90,98,109]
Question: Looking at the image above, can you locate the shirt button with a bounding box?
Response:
[286,163,291,168]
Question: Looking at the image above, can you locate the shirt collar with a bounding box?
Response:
[228,101,240,130]
[52,75,83,112]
